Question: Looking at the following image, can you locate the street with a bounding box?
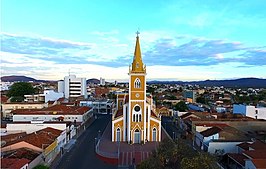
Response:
[53,115,117,169]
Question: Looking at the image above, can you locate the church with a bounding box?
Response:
[112,33,161,144]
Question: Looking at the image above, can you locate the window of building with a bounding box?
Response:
[152,128,157,141]
[134,78,141,88]
[116,128,121,142]
[132,105,141,122]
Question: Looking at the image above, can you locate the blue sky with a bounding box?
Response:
[1,0,266,81]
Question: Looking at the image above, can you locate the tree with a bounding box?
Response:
[181,152,219,169]
[196,96,206,104]
[7,82,35,102]
[33,165,49,169]
[174,101,188,111]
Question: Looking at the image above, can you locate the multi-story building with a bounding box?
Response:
[80,99,113,114]
[183,90,197,103]
[0,81,14,91]
[58,75,87,99]
[233,104,266,120]
[100,77,105,86]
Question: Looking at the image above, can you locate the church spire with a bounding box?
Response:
[131,31,145,73]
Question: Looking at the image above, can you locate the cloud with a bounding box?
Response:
[1,31,265,81]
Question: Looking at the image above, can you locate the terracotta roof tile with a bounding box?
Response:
[12,105,91,115]
[243,150,266,159]
[180,112,193,119]
[227,153,246,166]
[249,140,266,150]
[114,109,123,118]
[3,127,62,149]
[252,159,266,168]
[237,142,251,151]
[200,126,222,137]
[2,147,40,161]
[1,158,30,169]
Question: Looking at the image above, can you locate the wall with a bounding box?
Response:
[13,114,83,122]
[44,90,63,103]
[6,123,66,134]
[208,141,242,154]
[29,153,43,169]
[2,103,47,117]
[233,104,247,115]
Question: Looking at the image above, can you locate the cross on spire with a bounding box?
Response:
[136,30,140,37]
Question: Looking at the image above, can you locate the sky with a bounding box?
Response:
[1,0,266,82]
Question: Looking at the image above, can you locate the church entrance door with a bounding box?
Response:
[134,129,141,144]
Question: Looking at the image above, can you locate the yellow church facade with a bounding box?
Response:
[112,33,161,144]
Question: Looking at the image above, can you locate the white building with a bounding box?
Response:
[80,99,113,114]
[233,104,266,120]
[6,121,76,141]
[12,105,93,123]
[1,102,47,118]
[58,75,87,99]
[100,77,105,86]
[24,90,63,103]
[0,81,14,91]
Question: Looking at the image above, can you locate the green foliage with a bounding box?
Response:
[10,96,24,102]
[196,96,206,104]
[33,165,49,169]
[181,152,219,169]
[137,139,218,169]
[7,82,35,102]
[174,101,188,111]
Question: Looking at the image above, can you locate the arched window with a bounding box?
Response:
[133,105,142,122]
[152,128,157,141]
[134,78,141,88]
[116,128,121,142]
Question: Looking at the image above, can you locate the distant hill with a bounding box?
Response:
[2,76,265,88]
[148,78,266,88]
[87,78,100,84]
[0,75,55,83]
[1,75,38,82]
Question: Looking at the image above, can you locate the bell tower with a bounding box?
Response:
[128,32,147,143]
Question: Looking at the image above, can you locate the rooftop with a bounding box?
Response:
[12,104,91,115]
[200,126,222,137]
[1,158,30,169]
[3,127,62,149]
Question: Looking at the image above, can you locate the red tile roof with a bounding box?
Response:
[3,147,40,161]
[3,127,62,149]
[195,123,229,128]
[180,112,193,119]
[227,153,246,166]
[1,95,8,103]
[249,140,266,150]
[1,158,30,169]
[114,109,123,118]
[243,150,266,159]
[252,159,266,168]
[200,126,222,137]
[12,105,91,115]
[1,132,27,143]
[237,142,251,151]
